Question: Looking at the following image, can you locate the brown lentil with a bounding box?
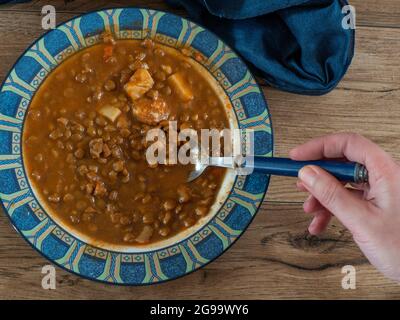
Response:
[23,35,228,245]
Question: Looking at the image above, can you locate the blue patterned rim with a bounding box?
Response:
[0,8,273,285]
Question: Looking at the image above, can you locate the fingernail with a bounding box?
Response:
[308,217,318,235]
[303,194,313,208]
[299,166,318,187]
[309,216,317,228]
[304,193,312,203]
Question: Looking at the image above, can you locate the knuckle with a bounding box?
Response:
[348,132,361,139]
[346,132,363,144]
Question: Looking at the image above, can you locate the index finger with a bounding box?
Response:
[289,133,395,177]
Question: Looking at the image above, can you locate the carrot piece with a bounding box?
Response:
[103,45,114,61]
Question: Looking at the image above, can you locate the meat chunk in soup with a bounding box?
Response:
[132,97,170,125]
[124,68,154,101]
[23,37,229,246]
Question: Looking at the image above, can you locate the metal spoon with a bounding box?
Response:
[188,155,368,183]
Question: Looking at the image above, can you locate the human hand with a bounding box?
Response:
[290,133,400,282]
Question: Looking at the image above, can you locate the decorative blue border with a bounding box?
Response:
[0,8,273,285]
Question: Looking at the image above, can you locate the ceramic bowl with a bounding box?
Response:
[0,8,273,285]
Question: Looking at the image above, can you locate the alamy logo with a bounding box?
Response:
[341,265,356,290]
[145,122,254,175]
[41,264,56,290]
[342,5,356,30]
[41,5,56,30]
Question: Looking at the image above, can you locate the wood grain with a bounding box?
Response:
[0,0,399,300]
[1,203,399,299]
[265,25,400,202]
[1,0,399,28]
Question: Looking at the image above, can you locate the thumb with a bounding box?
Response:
[299,165,372,234]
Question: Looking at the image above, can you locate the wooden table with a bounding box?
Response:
[0,0,399,300]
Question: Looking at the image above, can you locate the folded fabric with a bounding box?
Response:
[166,0,355,95]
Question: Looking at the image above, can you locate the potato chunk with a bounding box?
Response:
[167,72,193,102]
[135,225,154,244]
[98,105,121,122]
[124,68,154,101]
[132,97,170,125]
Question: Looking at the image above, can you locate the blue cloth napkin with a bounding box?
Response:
[166,0,355,95]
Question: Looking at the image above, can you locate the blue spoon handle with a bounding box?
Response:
[251,157,368,183]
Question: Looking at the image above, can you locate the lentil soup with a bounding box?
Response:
[23,35,230,246]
